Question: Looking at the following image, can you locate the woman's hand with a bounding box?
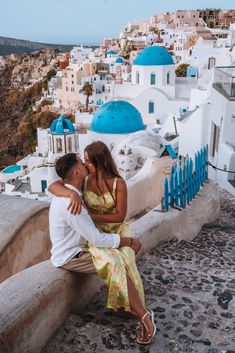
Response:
[67,191,82,215]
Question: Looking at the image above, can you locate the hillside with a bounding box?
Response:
[0,49,70,168]
[0,36,75,56]
[0,36,98,56]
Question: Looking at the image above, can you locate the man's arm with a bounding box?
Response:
[67,207,141,253]
[68,207,120,248]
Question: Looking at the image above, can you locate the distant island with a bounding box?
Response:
[0,36,98,56]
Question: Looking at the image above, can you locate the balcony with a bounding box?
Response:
[213,67,235,100]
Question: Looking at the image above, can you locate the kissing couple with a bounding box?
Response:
[49,141,156,344]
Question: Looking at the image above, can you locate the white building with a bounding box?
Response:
[177,66,235,195]
[70,46,93,64]
[111,46,190,125]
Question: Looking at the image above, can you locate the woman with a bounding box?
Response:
[49,141,156,344]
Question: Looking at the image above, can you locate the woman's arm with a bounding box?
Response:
[48,179,67,196]
[48,180,82,214]
[90,178,127,223]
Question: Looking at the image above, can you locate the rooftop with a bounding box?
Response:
[90,100,145,134]
[133,46,174,66]
[49,115,76,135]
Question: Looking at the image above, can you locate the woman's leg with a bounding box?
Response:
[126,275,155,341]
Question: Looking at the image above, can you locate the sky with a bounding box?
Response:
[0,0,234,45]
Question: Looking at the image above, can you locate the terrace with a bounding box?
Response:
[213,66,235,100]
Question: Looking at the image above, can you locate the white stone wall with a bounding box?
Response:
[132,87,187,125]
[29,167,49,193]
[131,64,176,100]
[178,105,208,159]
[79,130,130,154]
[206,87,235,195]
[37,128,49,156]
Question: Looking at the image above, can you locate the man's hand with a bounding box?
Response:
[67,191,82,214]
[131,238,142,255]
[119,237,142,255]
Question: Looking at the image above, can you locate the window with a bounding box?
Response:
[167,72,170,84]
[210,122,220,158]
[208,56,216,70]
[41,180,47,193]
[49,137,52,152]
[149,101,154,114]
[68,137,72,152]
[150,73,156,85]
[56,138,63,153]
[136,71,140,84]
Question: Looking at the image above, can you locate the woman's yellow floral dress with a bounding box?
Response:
[83,176,145,312]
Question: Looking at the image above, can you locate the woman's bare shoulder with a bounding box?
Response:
[116,177,127,190]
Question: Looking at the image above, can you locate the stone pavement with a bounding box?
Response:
[42,191,235,353]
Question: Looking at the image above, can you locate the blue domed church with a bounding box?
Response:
[110,45,185,126]
[82,100,145,150]
[48,115,79,162]
[109,45,186,126]
[132,46,175,93]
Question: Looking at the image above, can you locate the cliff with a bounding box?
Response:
[0,49,63,168]
[0,36,98,56]
[0,36,74,56]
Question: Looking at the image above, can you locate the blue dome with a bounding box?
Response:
[115,57,124,64]
[49,115,76,135]
[90,100,145,134]
[134,46,174,66]
[107,50,115,55]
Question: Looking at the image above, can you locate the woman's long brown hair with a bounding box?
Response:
[84,141,121,205]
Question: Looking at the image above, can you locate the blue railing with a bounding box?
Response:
[163,146,208,212]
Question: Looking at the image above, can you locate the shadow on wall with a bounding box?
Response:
[0,195,50,283]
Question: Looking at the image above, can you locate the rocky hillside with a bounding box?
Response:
[0,36,74,56]
[0,36,98,56]
[0,49,64,168]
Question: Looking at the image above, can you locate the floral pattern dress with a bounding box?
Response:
[83,176,145,312]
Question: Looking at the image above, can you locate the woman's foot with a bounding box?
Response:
[136,310,156,344]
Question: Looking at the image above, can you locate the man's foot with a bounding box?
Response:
[136,310,156,344]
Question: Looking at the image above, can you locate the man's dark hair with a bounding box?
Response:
[55,153,78,179]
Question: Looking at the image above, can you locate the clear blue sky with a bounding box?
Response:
[0,0,234,45]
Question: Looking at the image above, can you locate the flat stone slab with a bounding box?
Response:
[0,194,49,254]
[43,190,235,353]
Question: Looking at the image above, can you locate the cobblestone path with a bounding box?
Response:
[43,191,235,353]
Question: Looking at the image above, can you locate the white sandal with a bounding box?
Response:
[136,310,156,344]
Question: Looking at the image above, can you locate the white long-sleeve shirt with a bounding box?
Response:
[49,184,120,267]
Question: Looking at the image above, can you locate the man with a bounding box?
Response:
[49,153,156,344]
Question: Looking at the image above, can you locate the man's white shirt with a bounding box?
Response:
[49,184,120,267]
